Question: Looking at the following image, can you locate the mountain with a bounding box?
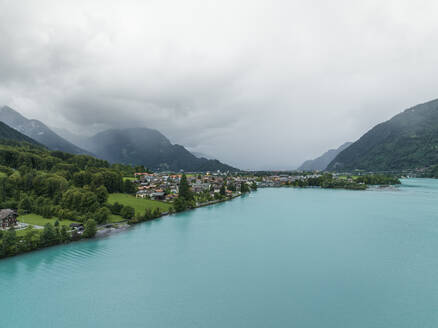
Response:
[0,106,90,155]
[0,121,41,145]
[327,98,438,171]
[298,142,353,171]
[51,127,90,150]
[84,127,238,172]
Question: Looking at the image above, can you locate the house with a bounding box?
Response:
[136,190,149,199]
[150,191,165,200]
[0,209,18,229]
[165,193,178,202]
[70,223,84,232]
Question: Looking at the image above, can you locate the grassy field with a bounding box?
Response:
[123,177,135,181]
[108,193,171,214]
[108,214,125,223]
[18,214,77,227]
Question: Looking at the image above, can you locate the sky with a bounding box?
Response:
[1,0,438,170]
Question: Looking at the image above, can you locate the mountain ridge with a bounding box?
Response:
[0,120,42,146]
[298,142,353,171]
[83,127,238,172]
[0,106,91,155]
[327,98,438,171]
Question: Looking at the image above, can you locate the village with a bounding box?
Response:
[133,171,324,202]
[0,171,327,232]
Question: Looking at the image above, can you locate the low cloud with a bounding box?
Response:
[1,0,438,169]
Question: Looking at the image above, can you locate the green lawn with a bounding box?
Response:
[123,177,135,181]
[18,214,77,228]
[108,193,171,215]
[108,214,125,223]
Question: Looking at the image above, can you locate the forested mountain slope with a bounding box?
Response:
[327,99,438,171]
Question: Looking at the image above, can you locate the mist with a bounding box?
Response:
[1,0,438,169]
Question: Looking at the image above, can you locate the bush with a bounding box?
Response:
[120,206,135,220]
[110,202,124,215]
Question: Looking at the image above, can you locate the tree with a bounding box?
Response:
[110,202,124,215]
[59,225,70,243]
[83,219,97,238]
[23,227,38,251]
[91,173,105,189]
[123,180,137,194]
[120,206,135,220]
[173,197,187,212]
[179,174,193,200]
[144,209,152,220]
[18,195,32,214]
[251,182,258,190]
[152,207,161,218]
[94,207,111,224]
[1,228,17,257]
[241,182,250,193]
[95,185,109,204]
[39,223,58,247]
[80,191,99,213]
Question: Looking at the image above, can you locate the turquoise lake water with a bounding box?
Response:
[1,179,438,327]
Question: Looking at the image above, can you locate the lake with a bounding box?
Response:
[1,179,438,327]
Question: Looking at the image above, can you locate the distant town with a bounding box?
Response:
[133,171,325,202]
[132,170,401,204]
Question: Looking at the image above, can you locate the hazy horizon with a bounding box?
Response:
[1,0,438,170]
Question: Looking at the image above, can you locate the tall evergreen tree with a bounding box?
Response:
[179,174,193,200]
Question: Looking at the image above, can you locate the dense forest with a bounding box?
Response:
[0,140,139,258]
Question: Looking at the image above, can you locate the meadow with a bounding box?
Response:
[108,193,171,215]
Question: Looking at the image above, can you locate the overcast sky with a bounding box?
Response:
[1,0,438,169]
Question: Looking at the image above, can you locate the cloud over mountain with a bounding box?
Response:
[1,0,438,169]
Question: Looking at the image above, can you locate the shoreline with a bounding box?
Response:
[1,182,401,260]
[0,193,245,260]
[95,193,243,239]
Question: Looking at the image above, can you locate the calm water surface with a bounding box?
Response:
[1,179,438,327]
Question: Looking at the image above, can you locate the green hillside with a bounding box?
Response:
[327,99,438,171]
[0,140,146,258]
